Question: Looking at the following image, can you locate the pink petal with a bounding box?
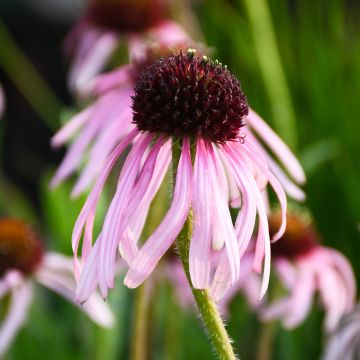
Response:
[36,254,115,328]
[189,139,212,289]
[223,143,271,298]
[51,106,92,148]
[91,65,134,95]
[72,129,137,278]
[208,143,240,283]
[124,138,192,288]
[98,134,153,296]
[70,31,118,95]
[242,142,287,241]
[247,109,306,184]
[0,281,33,357]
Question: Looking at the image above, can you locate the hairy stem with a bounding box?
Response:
[172,139,237,360]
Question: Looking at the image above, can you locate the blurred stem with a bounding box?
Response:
[256,320,277,360]
[172,140,237,360]
[0,18,63,130]
[241,0,298,149]
[131,282,150,360]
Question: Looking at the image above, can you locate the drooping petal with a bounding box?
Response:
[246,109,306,184]
[0,280,33,357]
[124,138,192,288]
[36,252,114,328]
[98,134,153,296]
[208,143,240,284]
[189,139,212,289]
[242,142,287,241]
[223,143,271,298]
[91,65,134,95]
[69,31,118,95]
[72,129,137,279]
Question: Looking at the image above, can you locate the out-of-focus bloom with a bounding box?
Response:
[322,305,360,360]
[51,41,205,196]
[245,211,356,332]
[66,0,188,95]
[73,50,305,303]
[0,218,114,357]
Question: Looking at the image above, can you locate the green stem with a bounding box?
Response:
[131,282,150,360]
[172,140,237,360]
[256,320,277,360]
[0,18,63,130]
[241,0,298,149]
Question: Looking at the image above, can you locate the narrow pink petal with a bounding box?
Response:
[223,143,271,298]
[266,154,306,201]
[36,254,114,328]
[208,143,240,283]
[75,240,101,303]
[72,130,138,278]
[51,106,92,148]
[247,109,306,184]
[124,138,192,288]
[99,134,153,296]
[322,248,356,310]
[242,142,287,241]
[71,32,118,95]
[189,139,212,289]
[51,90,123,188]
[91,65,133,95]
[72,104,134,196]
[282,263,315,328]
[313,256,349,331]
[274,258,297,289]
[0,281,33,357]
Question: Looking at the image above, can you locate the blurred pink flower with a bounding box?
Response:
[0,219,114,357]
[322,304,360,360]
[223,212,356,332]
[73,51,305,303]
[66,0,188,95]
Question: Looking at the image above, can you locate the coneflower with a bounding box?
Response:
[73,50,305,303]
[0,218,114,357]
[66,0,188,95]
[260,211,356,331]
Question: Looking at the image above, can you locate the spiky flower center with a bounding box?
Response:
[0,219,43,276]
[132,50,249,143]
[270,213,318,259]
[86,0,165,33]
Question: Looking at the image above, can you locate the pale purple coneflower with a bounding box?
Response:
[73,50,305,304]
[233,211,356,332]
[0,218,114,357]
[66,0,188,95]
[322,304,360,360]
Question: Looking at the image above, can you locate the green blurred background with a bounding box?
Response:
[0,0,360,359]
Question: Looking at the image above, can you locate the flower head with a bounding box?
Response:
[260,211,356,331]
[86,0,166,33]
[132,51,248,143]
[73,50,305,304]
[66,0,188,94]
[0,219,114,357]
